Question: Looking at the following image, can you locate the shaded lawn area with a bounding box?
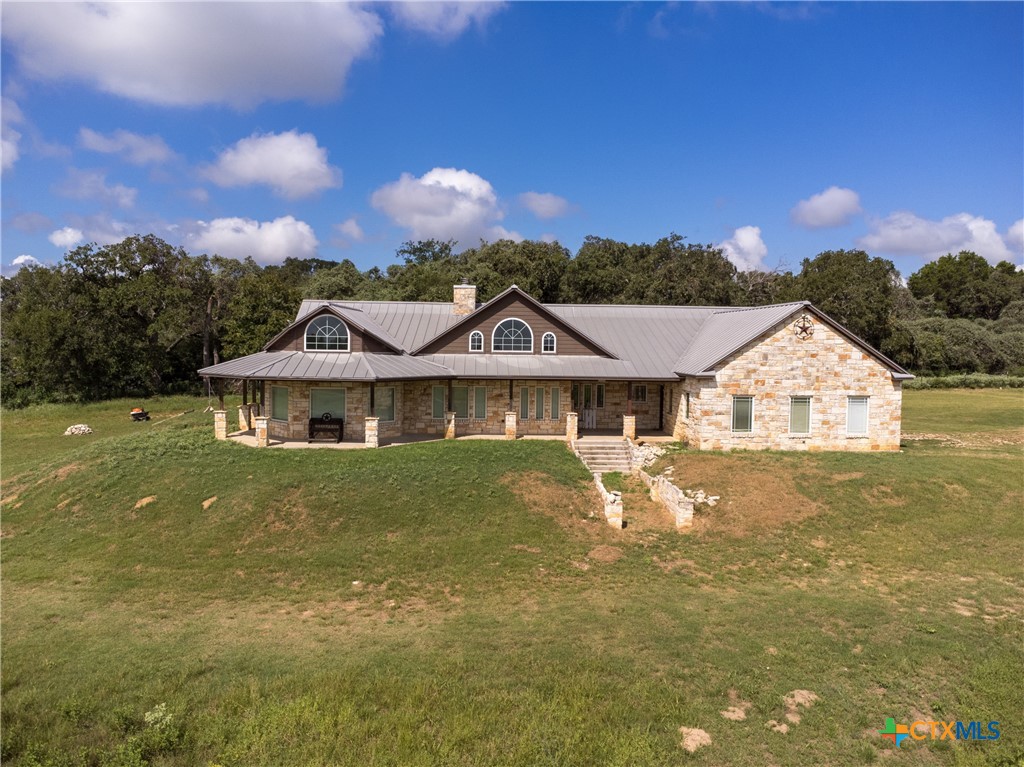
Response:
[1,390,1022,766]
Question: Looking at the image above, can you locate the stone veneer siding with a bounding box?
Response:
[668,313,902,451]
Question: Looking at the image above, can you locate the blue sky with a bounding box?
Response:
[2,1,1022,280]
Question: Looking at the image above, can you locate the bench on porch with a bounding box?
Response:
[308,413,344,443]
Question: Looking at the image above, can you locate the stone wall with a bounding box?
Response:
[267,381,369,442]
[667,313,903,451]
[590,381,661,432]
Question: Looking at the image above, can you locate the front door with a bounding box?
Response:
[573,383,597,430]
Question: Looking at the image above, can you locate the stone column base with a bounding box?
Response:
[505,411,517,440]
[238,406,250,431]
[622,414,636,441]
[444,411,457,439]
[365,416,379,448]
[214,410,227,440]
[566,411,578,442]
[254,416,269,448]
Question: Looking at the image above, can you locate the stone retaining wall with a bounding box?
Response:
[637,469,694,528]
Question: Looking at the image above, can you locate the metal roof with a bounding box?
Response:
[298,300,461,351]
[420,354,639,380]
[199,352,453,381]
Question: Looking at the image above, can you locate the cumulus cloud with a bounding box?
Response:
[55,168,137,208]
[1007,219,1024,257]
[719,225,768,271]
[858,211,1017,264]
[48,226,84,248]
[371,167,520,246]
[389,2,506,40]
[790,186,862,229]
[519,191,571,220]
[2,97,24,171]
[78,127,174,165]
[12,254,41,268]
[188,216,318,264]
[1,3,384,109]
[338,217,365,240]
[202,130,341,199]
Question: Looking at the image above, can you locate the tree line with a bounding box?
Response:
[2,233,1021,406]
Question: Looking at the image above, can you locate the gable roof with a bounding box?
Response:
[263,304,404,353]
[409,285,618,358]
[198,351,453,381]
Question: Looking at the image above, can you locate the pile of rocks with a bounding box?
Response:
[683,488,719,507]
[63,424,93,436]
[630,441,666,467]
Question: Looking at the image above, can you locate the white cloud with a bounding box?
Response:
[186,187,210,205]
[1,3,384,109]
[390,2,506,40]
[2,97,24,172]
[1007,219,1024,257]
[858,211,1016,264]
[539,233,558,244]
[719,225,768,271]
[519,191,570,220]
[10,211,53,233]
[790,186,862,229]
[371,167,520,246]
[56,168,137,208]
[187,216,318,264]
[12,254,41,268]
[78,127,174,165]
[202,130,341,199]
[337,217,365,241]
[48,226,84,248]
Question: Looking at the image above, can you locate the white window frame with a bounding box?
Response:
[309,386,346,422]
[550,387,560,420]
[304,315,350,352]
[492,317,534,353]
[271,385,289,421]
[541,332,556,354]
[469,330,484,353]
[731,395,754,434]
[633,384,648,403]
[375,386,396,423]
[847,395,869,436]
[473,386,487,420]
[789,396,811,435]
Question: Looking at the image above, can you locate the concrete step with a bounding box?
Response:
[575,438,633,473]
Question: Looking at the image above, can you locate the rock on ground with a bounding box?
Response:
[63,424,93,436]
[678,727,712,752]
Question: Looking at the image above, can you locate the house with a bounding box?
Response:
[198,283,912,451]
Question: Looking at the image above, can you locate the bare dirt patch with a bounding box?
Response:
[133,496,157,510]
[501,471,604,536]
[861,485,905,507]
[902,430,1024,449]
[202,496,218,510]
[656,454,820,536]
[951,598,977,617]
[678,727,712,752]
[767,720,789,734]
[512,544,541,554]
[831,472,864,482]
[720,690,753,721]
[587,545,623,564]
[53,462,84,482]
[782,689,819,724]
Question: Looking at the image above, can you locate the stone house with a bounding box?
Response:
[199,283,911,450]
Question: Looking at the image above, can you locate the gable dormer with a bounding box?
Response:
[415,286,614,357]
[264,306,399,354]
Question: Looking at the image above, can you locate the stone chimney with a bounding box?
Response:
[453,279,477,316]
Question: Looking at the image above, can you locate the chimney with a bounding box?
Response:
[453,279,476,316]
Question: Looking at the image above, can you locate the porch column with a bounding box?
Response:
[239,380,249,429]
[566,411,578,443]
[505,411,517,440]
[369,382,376,417]
[258,381,265,418]
[622,414,636,441]
[216,378,225,410]
[365,416,379,448]
[255,415,269,447]
[214,409,227,440]
[445,411,457,439]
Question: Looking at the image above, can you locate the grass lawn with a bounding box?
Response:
[1,390,1022,766]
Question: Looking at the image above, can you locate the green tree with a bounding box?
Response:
[907,251,1024,320]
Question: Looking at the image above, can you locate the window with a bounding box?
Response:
[310,388,345,421]
[452,386,469,419]
[520,388,530,420]
[732,395,753,433]
[551,387,560,420]
[271,386,289,421]
[542,332,556,353]
[596,384,605,408]
[474,386,487,419]
[469,331,484,352]
[667,387,673,414]
[684,392,690,419]
[535,387,545,419]
[790,396,811,434]
[376,387,395,422]
[492,318,533,352]
[847,396,869,436]
[304,315,349,351]
[633,384,648,403]
[432,386,445,419]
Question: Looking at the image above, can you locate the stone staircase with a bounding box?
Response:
[574,438,633,473]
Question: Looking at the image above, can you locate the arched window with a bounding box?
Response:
[492,318,533,352]
[305,315,349,351]
[542,332,556,353]
[469,330,484,352]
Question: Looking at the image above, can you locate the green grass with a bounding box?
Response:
[2,390,1022,766]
